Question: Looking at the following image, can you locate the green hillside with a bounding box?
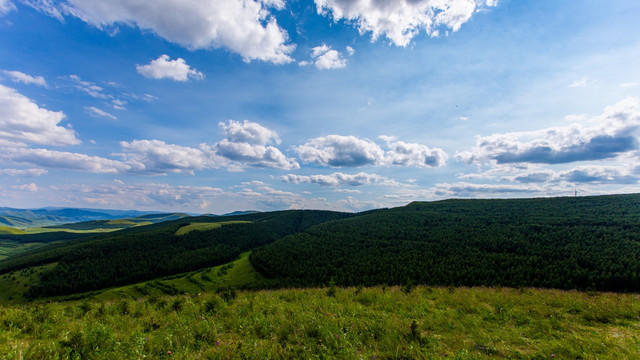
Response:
[251,194,640,292]
[0,225,26,235]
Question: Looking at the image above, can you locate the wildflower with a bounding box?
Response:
[216,340,220,346]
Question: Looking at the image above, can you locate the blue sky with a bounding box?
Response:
[1,0,639,214]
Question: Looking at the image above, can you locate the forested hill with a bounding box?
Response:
[0,210,352,298]
[251,194,640,292]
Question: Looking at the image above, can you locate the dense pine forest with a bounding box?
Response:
[251,194,640,292]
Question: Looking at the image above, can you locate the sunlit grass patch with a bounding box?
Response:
[175,221,252,236]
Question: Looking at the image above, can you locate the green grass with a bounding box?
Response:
[1,286,638,359]
[0,263,56,303]
[175,221,252,236]
[0,226,27,235]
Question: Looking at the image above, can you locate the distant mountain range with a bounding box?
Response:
[0,207,261,229]
[0,207,181,229]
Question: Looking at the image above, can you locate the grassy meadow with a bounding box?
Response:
[1,285,639,359]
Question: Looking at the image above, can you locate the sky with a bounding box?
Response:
[1,0,640,214]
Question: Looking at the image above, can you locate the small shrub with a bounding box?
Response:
[327,278,337,298]
[171,298,184,312]
[78,303,91,317]
[120,300,130,315]
[217,287,237,303]
[355,284,363,295]
[410,320,420,340]
[204,297,221,314]
[402,278,414,294]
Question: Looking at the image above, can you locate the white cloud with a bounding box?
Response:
[0,147,128,173]
[68,74,109,99]
[569,77,589,88]
[12,183,38,192]
[456,97,640,165]
[296,135,385,167]
[22,0,64,20]
[430,181,543,197]
[0,118,297,175]
[346,45,355,56]
[1,70,47,86]
[556,165,639,184]
[0,0,15,15]
[86,106,117,120]
[52,0,294,64]
[0,168,47,177]
[281,172,398,187]
[15,183,39,192]
[502,165,639,185]
[296,134,448,168]
[381,135,448,167]
[303,43,348,69]
[136,55,204,81]
[219,119,280,145]
[564,114,587,122]
[46,181,226,211]
[111,98,126,110]
[0,84,79,146]
[214,120,298,170]
[621,82,638,88]
[119,139,218,175]
[315,0,496,46]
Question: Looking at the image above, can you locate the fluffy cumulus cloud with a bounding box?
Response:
[296,135,385,167]
[0,147,129,173]
[381,135,448,167]
[136,55,204,81]
[295,134,448,168]
[118,140,215,175]
[457,97,640,165]
[0,84,79,146]
[281,172,397,187]
[315,0,497,46]
[48,0,294,63]
[1,70,47,86]
[300,44,350,69]
[214,120,299,170]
